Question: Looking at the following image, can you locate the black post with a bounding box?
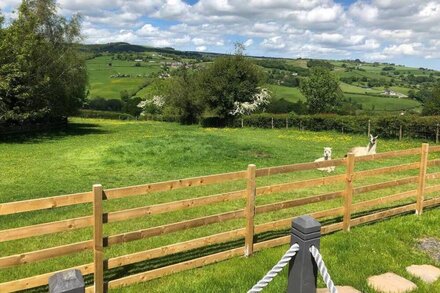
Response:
[49,269,85,293]
[287,215,321,293]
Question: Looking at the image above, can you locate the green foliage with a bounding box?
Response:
[200,53,264,119]
[87,97,123,112]
[422,82,440,115]
[0,0,87,123]
[164,70,205,124]
[300,67,342,114]
[77,109,134,120]
[230,113,440,140]
[306,59,334,70]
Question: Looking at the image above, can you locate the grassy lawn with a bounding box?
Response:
[117,207,440,292]
[0,118,439,291]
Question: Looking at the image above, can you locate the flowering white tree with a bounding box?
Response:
[229,87,271,116]
[138,95,165,116]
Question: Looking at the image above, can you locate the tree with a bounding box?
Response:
[164,69,205,124]
[199,44,264,119]
[422,82,440,115]
[300,67,342,114]
[0,0,87,123]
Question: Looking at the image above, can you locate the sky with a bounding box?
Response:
[2,0,440,69]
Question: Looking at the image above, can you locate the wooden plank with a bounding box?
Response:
[106,209,245,246]
[0,240,93,268]
[255,158,346,177]
[255,191,344,215]
[0,192,92,216]
[93,184,104,293]
[256,174,346,196]
[0,263,94,292]
[254,207,344,234]
[321,222,343,234]
[355,148,420,162]
[108,228,246,269]
[353,176,418,195]
[351,190,417,212]
[107,247,244,289]
[244,164,256,257]
[350,203,416,227]
[416,144,429,215]
[353,162,420,179]
[104,171,247,200]
[0,216,93,243]
[343,153,355,231]
[424,196,440,207]
[426,172,440,180]
[427,159,440,167]
[429,145,440,153]
[425,184,440,194]
[106,190,246,224]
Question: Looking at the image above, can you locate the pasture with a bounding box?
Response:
[87,56,162,99]
[268,83,421,112]
[1,118,439,291]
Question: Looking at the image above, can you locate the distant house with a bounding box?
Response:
[134,59,143,62]
[382,89,408,98]
[291,72,298,76]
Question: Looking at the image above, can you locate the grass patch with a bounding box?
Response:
[0,118,439,291]
[118,207,440,292]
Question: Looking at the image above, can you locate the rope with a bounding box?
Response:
[247,243,299,293]
[309,246,338,293]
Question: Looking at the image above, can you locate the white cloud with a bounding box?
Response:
[383,43,422,56]
[2,0,440,67]
[244,39,254,47]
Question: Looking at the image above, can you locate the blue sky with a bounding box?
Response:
[2,0,440,69]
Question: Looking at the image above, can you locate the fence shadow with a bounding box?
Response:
[0,122,109,144]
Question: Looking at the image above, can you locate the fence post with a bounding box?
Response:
[271,117,274,129]
[436,124,439,144]
[399,124,403,141]
[93,184,104,293]
[416,143,429,215]
[244,164,256,257]
[241,118,244,128]
[343,153,355,231]
[368,119,371,138]
[287,215,321,293]
[286,117,289,129]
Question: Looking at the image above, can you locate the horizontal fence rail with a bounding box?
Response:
[1,143,440,292]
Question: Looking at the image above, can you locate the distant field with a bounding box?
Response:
[267,84,305,102]
[344,93,421,112]
[266,84,420,112]
[339,82,382,94]
[87,56,161,99]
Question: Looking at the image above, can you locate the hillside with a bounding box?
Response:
[83,43,440,114]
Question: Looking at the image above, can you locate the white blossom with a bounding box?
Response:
[137,95,165,109]
[230,87,271,116]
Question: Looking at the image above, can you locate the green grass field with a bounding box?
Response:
[266,83,421,112]
[267,84,305,102]
[344,93,421,112]
[1,119,439,292]
[87,56,161,99]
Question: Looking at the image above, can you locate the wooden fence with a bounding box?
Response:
[1,143,440,292]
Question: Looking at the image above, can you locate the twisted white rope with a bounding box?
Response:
[247,243,299,293]
[309,246,338,293]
